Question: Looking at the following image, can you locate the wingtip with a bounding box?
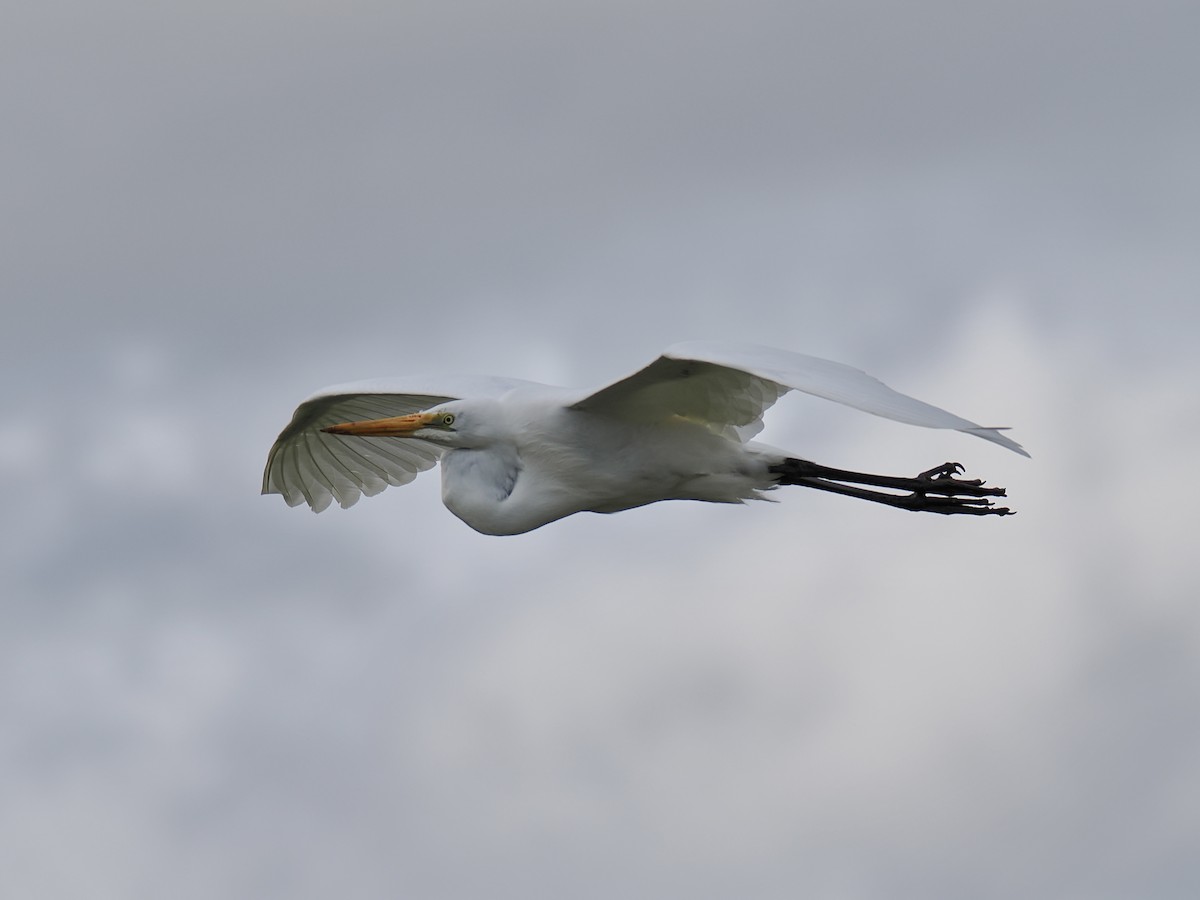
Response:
[966,427,1031,458]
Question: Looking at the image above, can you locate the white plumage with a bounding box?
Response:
[263,342,1026,534]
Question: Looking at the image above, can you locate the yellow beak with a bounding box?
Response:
[321,412,437,437]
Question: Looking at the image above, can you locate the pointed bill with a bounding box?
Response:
[321,412,437,437]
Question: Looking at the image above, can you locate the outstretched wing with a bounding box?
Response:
[262,375,536,512]
[570,341,1029,456]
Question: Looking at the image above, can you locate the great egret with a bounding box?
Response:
[263,342,1026,535]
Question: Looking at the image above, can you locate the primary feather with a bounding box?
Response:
[656,342,1028,455]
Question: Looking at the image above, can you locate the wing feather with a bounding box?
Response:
[262,375,536,512]
[571,341,1029,456]
[569,357,787,441]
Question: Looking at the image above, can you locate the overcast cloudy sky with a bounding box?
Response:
[3,1,1198,898]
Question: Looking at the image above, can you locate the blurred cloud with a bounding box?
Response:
[2,1,1198,899]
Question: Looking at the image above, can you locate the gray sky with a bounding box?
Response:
[3,2,1198,898]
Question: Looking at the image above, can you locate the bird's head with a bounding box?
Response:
[321,401,479,448]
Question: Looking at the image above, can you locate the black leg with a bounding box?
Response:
[769,458,1014,516]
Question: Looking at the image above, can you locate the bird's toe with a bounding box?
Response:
[918,461,966,481]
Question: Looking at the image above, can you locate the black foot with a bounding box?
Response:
[919,461,965,481]
[770,458,1015,517]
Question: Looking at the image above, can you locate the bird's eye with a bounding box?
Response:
[441,414,455,426]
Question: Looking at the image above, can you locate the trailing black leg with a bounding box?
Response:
[769,458,1014,516]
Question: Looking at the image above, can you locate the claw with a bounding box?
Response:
[919,462,966,481]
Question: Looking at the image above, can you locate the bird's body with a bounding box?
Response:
[263,342,1027,534]
[436,397,772,534]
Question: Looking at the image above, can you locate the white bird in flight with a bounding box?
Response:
[263,342,1027,535]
